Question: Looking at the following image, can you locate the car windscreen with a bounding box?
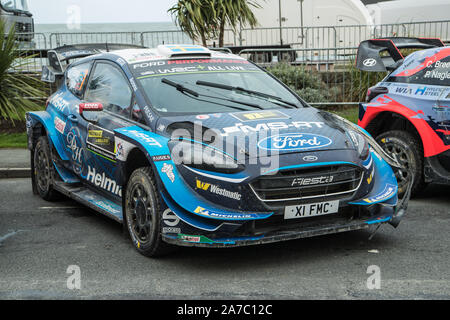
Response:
[132,58,303,116]
[1,0,29,13]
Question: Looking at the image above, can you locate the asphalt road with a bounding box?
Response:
[0,178,449,300]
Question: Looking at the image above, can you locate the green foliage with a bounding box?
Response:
[0,20,46,122]
[0,132,27,148]
[266,63,338,103]
[344,60,387,103]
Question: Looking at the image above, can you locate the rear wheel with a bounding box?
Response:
[124,167,173,257]
[376,130,427,197]
[33,136,59,201]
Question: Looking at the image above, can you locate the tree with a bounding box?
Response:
[168,0,218,47]
[214,0,260,48]
[0,20,46,122]
[168,0,260,47]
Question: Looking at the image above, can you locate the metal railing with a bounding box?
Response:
[7,19,450,106]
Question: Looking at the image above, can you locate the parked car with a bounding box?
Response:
[27,44,409,257]
[356,37,450,196]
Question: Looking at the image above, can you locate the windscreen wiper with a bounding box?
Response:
[196,80,299,108]
[162,78,200,97]
[161,78,263,110]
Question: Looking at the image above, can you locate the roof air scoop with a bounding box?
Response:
[157,44,212,58]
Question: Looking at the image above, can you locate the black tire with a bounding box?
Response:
[33,136,59,201]
[124,167,174,257]
[376,130,427,197]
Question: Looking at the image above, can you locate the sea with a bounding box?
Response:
[34,22,185,49]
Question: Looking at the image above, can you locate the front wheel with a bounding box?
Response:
[376,130,427,197]
[124,167,173,257]
[33,136,59,201]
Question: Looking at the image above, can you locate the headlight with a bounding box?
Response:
[169,140,244,174]
[348,130,370,160]
[325,112,401,169]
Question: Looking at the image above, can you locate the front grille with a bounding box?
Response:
[250,165,363,202]
[15,22,33,33]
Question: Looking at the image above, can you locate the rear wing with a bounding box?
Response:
[41,43,146,83]
[356,37,445,72]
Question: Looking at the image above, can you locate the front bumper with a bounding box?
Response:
[158,149,409,248]
[162,205,395,248]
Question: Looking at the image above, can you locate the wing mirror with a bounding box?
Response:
[79,103,103,123]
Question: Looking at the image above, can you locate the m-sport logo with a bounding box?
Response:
[258,133,332,151]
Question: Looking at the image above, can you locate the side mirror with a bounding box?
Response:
[79,103,103,123]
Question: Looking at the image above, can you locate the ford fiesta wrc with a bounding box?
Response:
[27,44,410,257]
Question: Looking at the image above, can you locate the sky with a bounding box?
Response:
[28,0,179,24]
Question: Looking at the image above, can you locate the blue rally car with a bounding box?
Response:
[27,44,410,257]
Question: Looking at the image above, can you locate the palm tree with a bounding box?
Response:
[168,0,218,47]
[214,0,260,47]
[0,20,46,123]
[168,0,260,47]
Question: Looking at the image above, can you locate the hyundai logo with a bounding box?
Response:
[363,58,377,67]
[258,133,332,151]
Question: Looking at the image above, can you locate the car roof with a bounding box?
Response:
[390,45,450,78]
[112,45,245,64]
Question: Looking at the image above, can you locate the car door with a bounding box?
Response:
[62,61,93,175]
[436,86,450,144]
[81,60,140,200]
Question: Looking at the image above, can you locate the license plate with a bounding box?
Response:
[284,200,340,220]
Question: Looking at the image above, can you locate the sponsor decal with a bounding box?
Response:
[94,200,121,216]
[130,78,138,91]
[128,130,162,148]
[136,59,259,79]
[92,137,110,145]
[66,129,83,174]
[86,166,122,197]
[221,121,325,136]
[54,117,66,134]
[177,234,215,244]
[86,124,116,161]
[162,209,180,227]
[258,133,332,151]
[195,179,242,200]
[163,227,181,234]
[424,70,450,80]
[161,163,175,183]
[196,115,210,120]
[363,184,397,204]
[178,234,201,243]
[291,176,334,187]
[231,110,290,122]
[50,92,70,112]
[116,57,127,66]
[152,155,171,162]
[142,106,155,123]
[88,130,103,138]
[193,206,252,219]
[115,142,124,158]
[115,138,135,162]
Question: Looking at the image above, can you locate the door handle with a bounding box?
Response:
[68,114,78,123]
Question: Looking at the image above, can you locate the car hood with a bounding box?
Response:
[156,108,356,158]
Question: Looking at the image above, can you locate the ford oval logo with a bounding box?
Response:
[258,133,332,151]
[303,155,318,162]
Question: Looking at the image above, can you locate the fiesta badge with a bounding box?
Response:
[258,133,332,151]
